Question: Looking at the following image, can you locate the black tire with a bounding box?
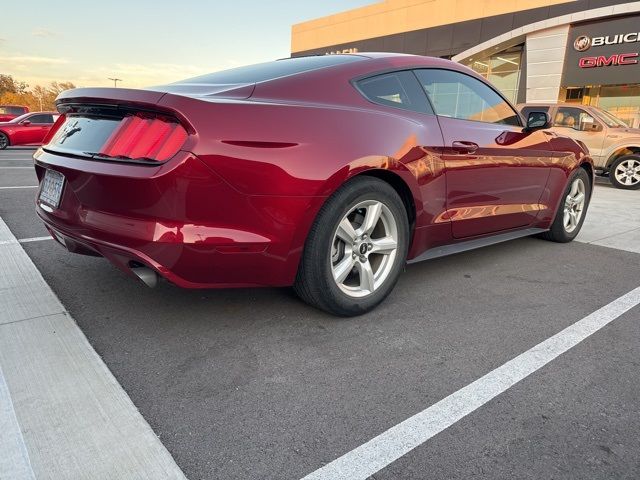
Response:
[540,168,591,243]
[609,155,640,190]
[0,133,8,150]
[294,176,410,316]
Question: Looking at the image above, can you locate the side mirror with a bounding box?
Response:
[523,111,550,132]
[20,120,32,126]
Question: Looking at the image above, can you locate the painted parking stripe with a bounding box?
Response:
[19,236,52,244]
[301,286,640,480]
[0,237,53,246]
[0,186,38,190]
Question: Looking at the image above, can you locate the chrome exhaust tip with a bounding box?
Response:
[131,265,158,288]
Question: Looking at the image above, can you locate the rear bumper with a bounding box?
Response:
[34,148,324,288]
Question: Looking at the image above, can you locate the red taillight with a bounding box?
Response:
[42,114,66,145]
[99,115,188,162]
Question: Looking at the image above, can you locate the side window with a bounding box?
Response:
[414,69,521,126]
[29,114,53,124]
[553,107,596,131]
[356,71,433,114]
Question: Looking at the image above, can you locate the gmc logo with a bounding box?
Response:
[579,52,639,68]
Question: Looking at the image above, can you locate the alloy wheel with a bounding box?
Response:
[563,178,586,233]
[330,200,398,298]
[614,158,640,187]
[0,135,7,149]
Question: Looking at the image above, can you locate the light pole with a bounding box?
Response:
[108,78,123,87]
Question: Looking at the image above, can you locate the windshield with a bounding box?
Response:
[0,106,25,115]
[593,107,628,128]
[7,113,32,123]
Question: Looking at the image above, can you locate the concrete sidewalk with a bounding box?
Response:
[577,183,640,254]
[0,217,187,480]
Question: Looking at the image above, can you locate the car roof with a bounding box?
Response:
[175,53,476,88]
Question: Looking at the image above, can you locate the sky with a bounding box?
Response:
[1,0,373,89]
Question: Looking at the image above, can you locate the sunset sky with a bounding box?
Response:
[2,0,372,89]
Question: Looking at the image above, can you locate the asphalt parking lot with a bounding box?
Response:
[1,147,640,480]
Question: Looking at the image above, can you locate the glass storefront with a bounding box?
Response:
[561,84,640,129]
[465,47,523,103]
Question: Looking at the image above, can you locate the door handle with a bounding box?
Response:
[451,141,479,154]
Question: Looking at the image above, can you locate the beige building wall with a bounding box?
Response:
[291,0,577,53]
[525,25,571,102]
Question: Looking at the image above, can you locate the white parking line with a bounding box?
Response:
[0,167,33,170]
[301,286,640,480]
[19,236,52,244]
[0,237,53,246]
[0,186,38,190]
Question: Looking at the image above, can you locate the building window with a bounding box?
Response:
[466,47,522,103]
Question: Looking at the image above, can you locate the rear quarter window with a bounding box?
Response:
[356,71,433,114]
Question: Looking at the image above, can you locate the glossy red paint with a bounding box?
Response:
[33,54,593,289]
[0,112,58,147]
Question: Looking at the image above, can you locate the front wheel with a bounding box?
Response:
[294,176,409,316]
[540,168,591,243]
[609,155,640,190]
[0,133,8,150]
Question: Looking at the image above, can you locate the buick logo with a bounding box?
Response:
[574,35,591,52]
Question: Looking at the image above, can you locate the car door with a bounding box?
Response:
[28,114,54,144]
[551,106,605,159]
[355,69,448,252]
[12,114,41,144]
[414,69,553,239]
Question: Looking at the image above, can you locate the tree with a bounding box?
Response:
[0,76,76,111]
[0,74,28,96]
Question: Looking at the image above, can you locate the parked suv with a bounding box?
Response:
[518,103,640,190]
[0,105,29,122]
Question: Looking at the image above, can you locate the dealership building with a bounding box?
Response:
[291,0,640,127]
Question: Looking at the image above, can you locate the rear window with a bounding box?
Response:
[178,55,364,85]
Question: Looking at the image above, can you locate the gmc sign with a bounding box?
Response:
[562,14,640,87]
[579,52,639,68]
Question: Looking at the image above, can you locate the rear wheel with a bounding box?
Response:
[540,168,591,243]
[294,176,409,316]
[0,133,8,150]
[609,155,640,190]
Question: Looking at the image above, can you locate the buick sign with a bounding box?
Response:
[574,35,591,51]
[574,32,640,51]
[563,14,640,86]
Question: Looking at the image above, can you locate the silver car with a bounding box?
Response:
[518,103,640,190]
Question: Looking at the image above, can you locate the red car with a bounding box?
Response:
[0,105,29,122]
[34,54,593,315]
[0,112,59,149]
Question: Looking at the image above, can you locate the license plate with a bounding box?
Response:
[39,169,65,209]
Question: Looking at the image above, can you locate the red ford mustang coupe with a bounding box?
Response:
[0,112,59,149]
[34,54,593,315]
